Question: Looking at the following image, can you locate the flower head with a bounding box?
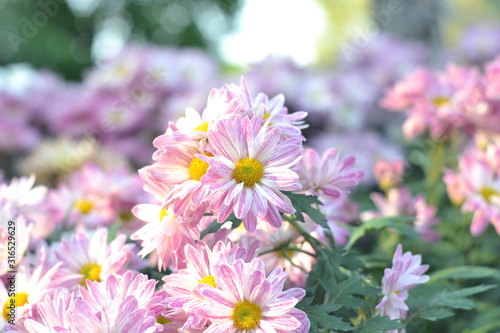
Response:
[195,258,309,332]
[201,114,302,232]
[376,244,429,320]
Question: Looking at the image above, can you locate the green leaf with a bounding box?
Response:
[283,192,328,228]
[409,284,496,321]
[357,316,405,333]
[468,307,500,333]
[430,266,500,282]
[107,220,122,242]
[330,275,379,310]
[346,216,418,249]
[298,300,353,332]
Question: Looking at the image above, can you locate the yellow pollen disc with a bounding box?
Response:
[157,315,172,324]
[198,275,217,288]
[263,111,271,119]
[193,122,209,132]
[279,249,295,258]
[79,263,102,285]
[432,96,450,107]
[188,153,212,181]
[232,158,264,187]
[3,292,29,321]
[74,199,94,215]
[159,208,168,221]
[232,300,262,330]
[480,186,500,203]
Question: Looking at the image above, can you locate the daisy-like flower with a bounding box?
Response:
[194,258,309,332]
[373,158,405,192]
[162,240,261,330]
[227,77,308,140]
[131,203,200,271]
[201,114,302,232]
[49,164,144,230]
[146,139,211,224]
[444,148,500,236]
[80,271,167,322]
[299,148,364,204]
[1,249,67,330]
[376,244,429,320]
[53,228,136,289]
[24,272,166,333]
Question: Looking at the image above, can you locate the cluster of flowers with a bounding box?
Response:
[2,33,430,187]
[132,77,363,276]
[444,143,500,236]
[381,56,500,139]
[383,55,500,238]
[0,45,217,165]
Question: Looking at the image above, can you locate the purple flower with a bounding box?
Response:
[376,244,429,320]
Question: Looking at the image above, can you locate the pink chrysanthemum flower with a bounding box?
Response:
[81,271,167,322]
[24,272,166,333]
[49,164,148,230]
[53,228,136,289]
[146,139,211,223]
[167,86,241,143]
[444,149,500,236]
[227,77,308,140]
[200,114,302,232]
[162,240,261,330]
[373,158,405,192]
[0,174,47,216]
[376,244,429,320]
[194,258,309,332]
[1,249,67,330]
[299,148,364,203]
[131,203,199,270]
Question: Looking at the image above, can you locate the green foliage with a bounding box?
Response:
[407,284,496,321]
[298,299,353,332]
[430,266,500,282]
[0,0,242,78]
[283,191,328,228]
[346,216,418,249]
[329,276,379,310]
[356,316,405,333]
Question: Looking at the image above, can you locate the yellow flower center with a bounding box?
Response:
[233,158,264,187]
[75,199,94,214]
[156,315,172,324]
[79,263,102,285]
[263,111,271,119]
[198,275,217,288]
[3,292,29,321]
[188,153,212,181]
[432,96,450,107]
[159,208,168,221]
[193,122,209,132]
[279,249,295,258]
[232,300,262,330]
[480,185,500,203]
